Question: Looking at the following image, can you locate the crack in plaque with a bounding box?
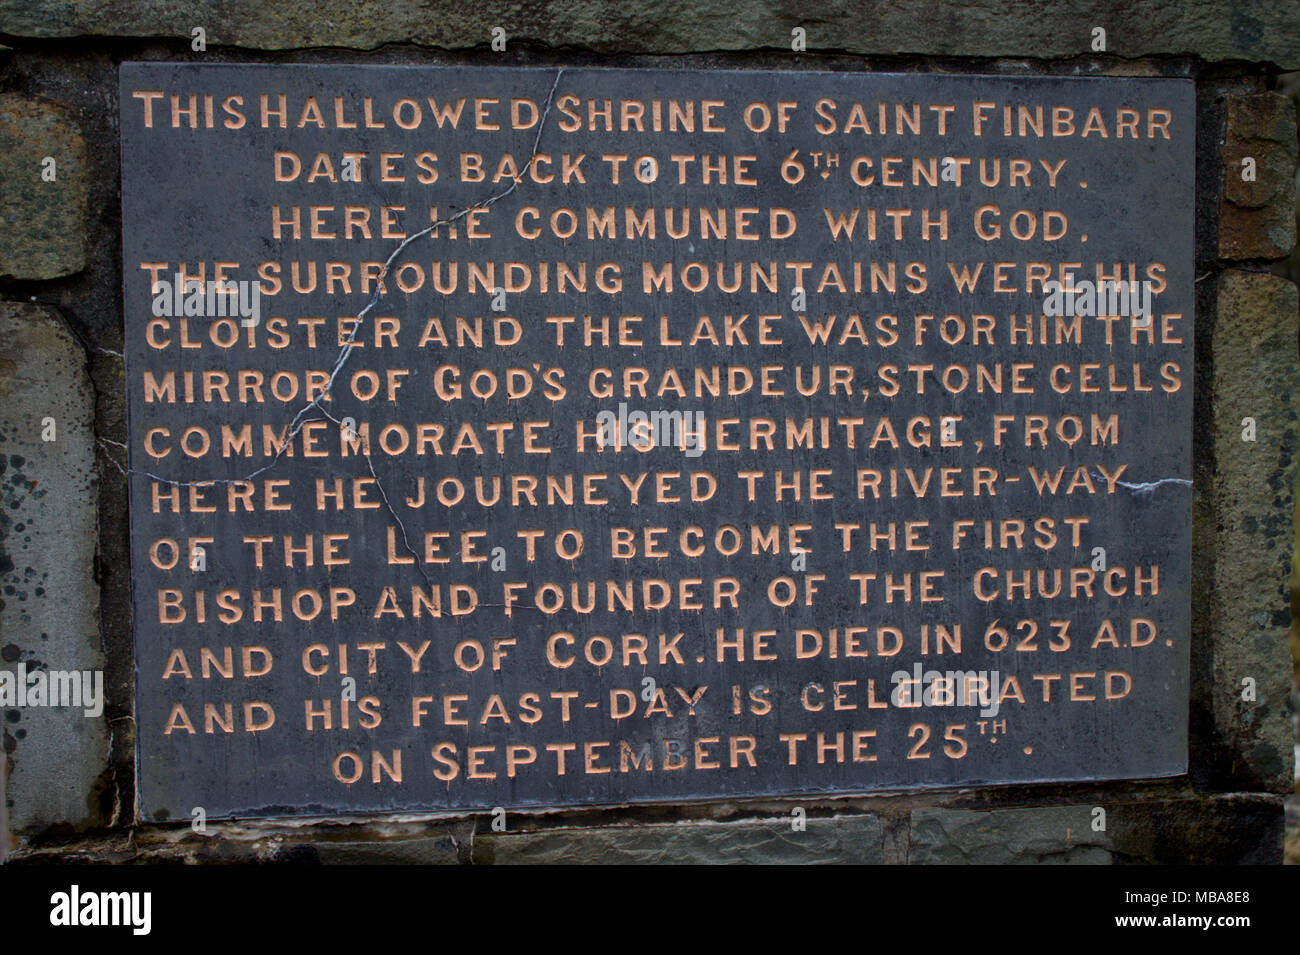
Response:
[316,404,431,586]
[100,69,569,577]
[1089,468,1194,497]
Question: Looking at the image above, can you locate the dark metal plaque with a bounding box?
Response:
[120,64,1194,819]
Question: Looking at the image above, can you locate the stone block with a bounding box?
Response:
[0,2,1295,66]
[911,795,1283,864]
[1203,272,1299,792]
[0,302,108,840]
[474,813,883,864]
[1219,93,1298,260]
[0,94,87,279]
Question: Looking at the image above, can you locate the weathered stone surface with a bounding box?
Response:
[0,1,1296,66]
[1105,794,1284,864]
[474,814,883,864]
[8,798,1283,863]
[0,94,86,280]
[911,795,1284,863]
[312,835,461,864]
[1219,93,1298,260]
[1284,794,1299,865]
[1207,272,1298,793]
[0,303,108,836]
[9,818,471,863]
[910,806,1110,864]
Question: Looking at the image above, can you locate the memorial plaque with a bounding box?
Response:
[120,64,1194,819]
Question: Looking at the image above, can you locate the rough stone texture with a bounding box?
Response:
[7,818,472,863]
[4,798,1283,863]
[0,751,6,862]
[0,1,1297,67]
[1282,793,1298,865]
[312,835,461,864]
[474,814,883,864]
[0,12,1292,867]
[0,93,86,280]
[910,806,1111,863]
[1206,272,1299,793]
[1219,93,1298,260]
[1289,829,1299,864]
[3,52,139,828]
[1107,794,1284,863]
[911,795,1283,864]
[0,302,109,838]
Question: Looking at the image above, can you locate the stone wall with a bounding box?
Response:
[1,1,1297,864]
